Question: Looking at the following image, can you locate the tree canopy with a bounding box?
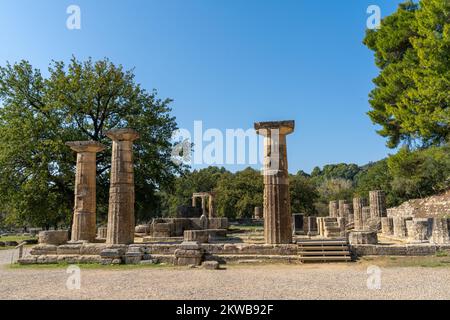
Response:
[364,0,450,148]
[0,57,182,228]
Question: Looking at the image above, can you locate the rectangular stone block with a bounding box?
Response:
[30,245,57,256]
[57,244,82,255]
[100,248,123,259]
[381,217,394,235]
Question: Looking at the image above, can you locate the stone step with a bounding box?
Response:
[300,256,352,262]
[297,240,347,245]
[297,246,349,251]
[298,251,351,256]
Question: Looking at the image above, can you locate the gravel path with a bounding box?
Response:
[1,250,449,300]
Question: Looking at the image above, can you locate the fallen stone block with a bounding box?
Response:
[38,230,69,245]
[100,248,123,259]
[124,252,142,264]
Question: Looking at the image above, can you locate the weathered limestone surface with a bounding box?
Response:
[184,230,209,243]
[66,141,105,242]
[338,200,347,219]
[353,197,368,231]
[38,231,68,246]
[254,207,263,219]
[348,231,378,245]
[343,203,352,222]
[174,241,204,266]
[135,225,151,234]
[255,120,294,244]
[369,190,387,218]
[329,201,339,218]
[387,190,450,218]
[381,217,394,235]
[362,206,371,230]
[393,217,412,238]
[407,218,431,242]
[97,227,107,239]
[192,192,216,218]
[430,218,450,244]
[105,128,139,245]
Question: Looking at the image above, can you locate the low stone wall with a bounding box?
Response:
[148,217,229,237]
[19,242,300,266]
[384,217,450,244]
[351,243,450,257]
[387,190,450,218]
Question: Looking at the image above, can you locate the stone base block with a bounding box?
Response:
[124,252,142,264]
[349,231,378,245]
[30,245,57,256]
[100,248,124,259]
[38,230,69,245]
[174,241,204,266]
[57,244,82,255]
[135,225,151,234]
[184,230,209,243]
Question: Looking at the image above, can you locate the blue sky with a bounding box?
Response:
[0,0,404,173]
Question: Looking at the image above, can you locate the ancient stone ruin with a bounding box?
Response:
[66,141,106,243]
[17,122,450,267]
[105,128,140,245]
[255,120,295,245]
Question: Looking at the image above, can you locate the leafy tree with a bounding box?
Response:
[355,160,396,206]
[364,0,449,148]
[289,173,319,215]
[215,167,263,219]
[311,163,361,183]
[0,57,182,228]
[161,166,228,216]
[387,145,450,200]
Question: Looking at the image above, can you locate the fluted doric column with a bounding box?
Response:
[105,128,139,245]
[255,120,295,244]
[66,141,105,242]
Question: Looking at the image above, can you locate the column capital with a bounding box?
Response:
[66,141,106,153]
[254,120,295,136]
[105,128,140,141]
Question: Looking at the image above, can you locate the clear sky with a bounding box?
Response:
[0,0,404,173]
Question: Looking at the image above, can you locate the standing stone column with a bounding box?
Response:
[106,128,140,245]
[343,203,353,223]
[255,120,295,244]
[369,190,387,218]
[362,206,371,230]
[192,196,197,207]
[338,200,347,218]
[208,193,216,218]
[353,197,368,230]
[66,141,105,243]
[201,196,207,217]
[329,201,339,218]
